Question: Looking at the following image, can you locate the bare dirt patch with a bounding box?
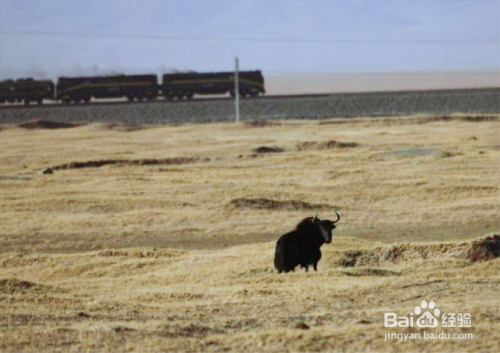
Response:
[100,123,146,132]
[318,114,500,126]
[379,148,435,157]
[96,249,185,259]
[156,323,226,338]
[253,146,285,154]
[18,120,81,129]
[243,120,282,128]
[296,140,359,150]
[340,268,402,276]
[416,115,500,124]
[50,157,209,170]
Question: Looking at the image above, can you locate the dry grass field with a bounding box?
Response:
[0,114,499,352]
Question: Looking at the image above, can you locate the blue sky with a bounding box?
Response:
[0,0,499,80]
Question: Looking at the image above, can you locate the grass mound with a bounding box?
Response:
[19,120,80,129]
[416,115,499,124]
[467,234,500,262]
[96,248,186,259]
[229,197,336,211]
[340,268,402,276]
[51,157,209,170]
[253,146,285,154]
[158,323,226,338]
[100,123,145,132]
[296,140,359,151]
[337,234,500,267]
[0,278,61,294]
[318,114,500,126]
[243,120,282,128]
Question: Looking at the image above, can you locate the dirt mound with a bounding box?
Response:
[337,234,500,267]
[341,268,401,276]
[96,249,185,258]
[0,278,61,294]
[380,148,434,157]
[318,114,499,126]
[51,156,209,170]
[244,120,282,128]
[113,326,137,333]
[416,115,499,124]
[101,123,145,132]
[38,168,54,175]
[158,323,225,338]
[253,146,285,154]
[229,198,336,211]
[296,140,359,151]
[19,120,80,129]
[467,234,500,262]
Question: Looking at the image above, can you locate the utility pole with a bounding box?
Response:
[234,57,240,123]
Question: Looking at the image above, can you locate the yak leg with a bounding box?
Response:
[313,262,318,271]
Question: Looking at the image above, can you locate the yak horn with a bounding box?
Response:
[333,210,340,223]
[312,213,318,222]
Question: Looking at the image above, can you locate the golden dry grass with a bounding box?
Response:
[0,114,499,352]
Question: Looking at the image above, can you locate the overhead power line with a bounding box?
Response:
[0,31,498,44]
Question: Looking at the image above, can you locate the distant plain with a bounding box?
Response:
[266,71,500,95]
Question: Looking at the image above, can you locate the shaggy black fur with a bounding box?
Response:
[274,213,340,273]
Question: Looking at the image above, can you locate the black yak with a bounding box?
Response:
[274,212,340,273]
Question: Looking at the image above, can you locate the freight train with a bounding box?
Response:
[0,70,265,105]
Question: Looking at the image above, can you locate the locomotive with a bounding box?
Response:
[57,74,159,104]
[0,70,265,105]
[0,78,54,105]
[163,71,264,99]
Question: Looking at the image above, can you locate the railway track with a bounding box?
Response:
[0,87,497,110]
[0,88,499,125]
[0,92,334,110]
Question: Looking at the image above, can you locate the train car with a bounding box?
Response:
[0,78,55,105]
[162,70,265,99]
[56,74,159,103]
